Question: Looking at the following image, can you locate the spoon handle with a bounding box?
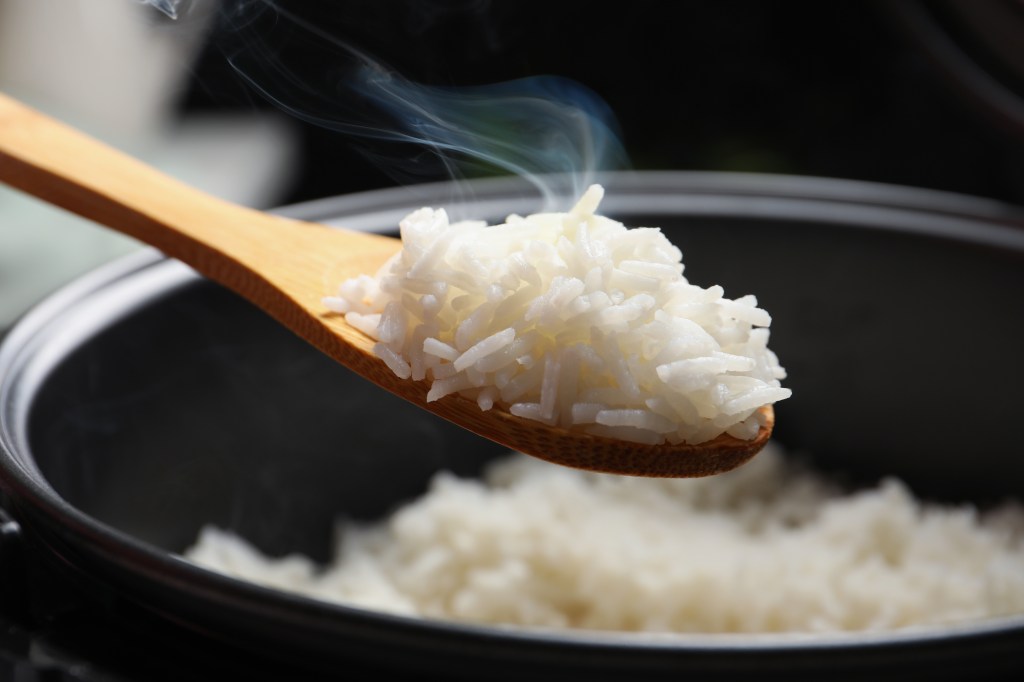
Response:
[0,91,290,268]
[0,90,400,384]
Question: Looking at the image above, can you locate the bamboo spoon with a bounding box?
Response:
[0,92,774,477]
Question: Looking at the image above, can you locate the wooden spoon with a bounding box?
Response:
[0,92,773,477]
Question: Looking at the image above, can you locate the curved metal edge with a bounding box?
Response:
[281,170,1024,227]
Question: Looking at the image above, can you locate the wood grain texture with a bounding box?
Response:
[0,92,774,477]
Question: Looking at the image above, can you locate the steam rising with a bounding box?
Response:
[140,0,185,20]
[216,1,629,207]
[352,68,628,206]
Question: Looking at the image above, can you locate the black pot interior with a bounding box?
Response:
[13,177,1024,679]
[25,279,508,562]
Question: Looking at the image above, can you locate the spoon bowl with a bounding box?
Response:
[0,92,773,476]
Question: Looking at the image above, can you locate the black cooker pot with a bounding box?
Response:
[2,171,1024,680]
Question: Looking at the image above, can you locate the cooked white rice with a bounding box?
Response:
[186,444,1024,635]
[324,185,791,444]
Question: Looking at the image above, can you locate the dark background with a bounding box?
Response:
[180,0,1024,206]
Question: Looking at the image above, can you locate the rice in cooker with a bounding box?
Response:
[186,444,1024,634]
[323,185,790,445]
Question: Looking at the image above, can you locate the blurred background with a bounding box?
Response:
[3,0,1024,328]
